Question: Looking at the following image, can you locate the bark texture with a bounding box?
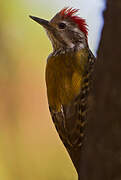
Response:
[78,0,121,179]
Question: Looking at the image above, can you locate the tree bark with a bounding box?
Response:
[78,0,121,179]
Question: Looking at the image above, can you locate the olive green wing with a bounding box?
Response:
[49,50,96,150]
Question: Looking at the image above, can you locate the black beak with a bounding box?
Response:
[29,15,51,30]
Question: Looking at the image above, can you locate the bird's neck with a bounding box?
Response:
[52,41,88,56]
[46,30,88,56]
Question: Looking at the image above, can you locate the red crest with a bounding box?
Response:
[60,7,88,37]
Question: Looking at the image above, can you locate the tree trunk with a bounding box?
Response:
[78,0,121,179]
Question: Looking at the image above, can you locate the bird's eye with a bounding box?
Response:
[58,23,66,29]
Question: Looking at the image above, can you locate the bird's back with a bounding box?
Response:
[46,48,94,150]
[46,48,89,111]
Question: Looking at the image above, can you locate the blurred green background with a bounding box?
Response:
[0,0,104,179]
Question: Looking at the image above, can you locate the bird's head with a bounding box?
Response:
[30,8,88,51]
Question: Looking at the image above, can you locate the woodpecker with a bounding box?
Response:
[30,7,95,173]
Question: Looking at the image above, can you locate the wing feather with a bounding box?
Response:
[49,50,96,150]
